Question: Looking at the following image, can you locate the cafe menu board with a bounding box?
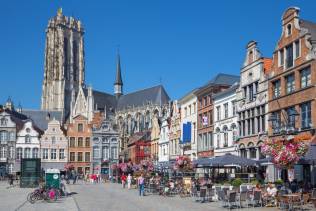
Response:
[20,158,41,188]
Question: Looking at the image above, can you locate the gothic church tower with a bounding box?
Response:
[41,8,85,117]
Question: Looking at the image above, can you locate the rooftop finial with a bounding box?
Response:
[57,7,63,16]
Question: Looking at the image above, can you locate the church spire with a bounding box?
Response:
[114,50,123,98]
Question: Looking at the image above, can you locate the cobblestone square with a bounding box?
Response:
[0,181,280,211]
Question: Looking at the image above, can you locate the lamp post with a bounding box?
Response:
[268,108,299,137]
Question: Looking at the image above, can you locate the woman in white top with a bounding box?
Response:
[127,174,132,189]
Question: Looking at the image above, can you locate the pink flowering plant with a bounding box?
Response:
[110,163,118,170]
[118,163,128,172]
[173,156,193,171]
[140,159,154,172]
[261,134,310,168]
[64,163,74,171]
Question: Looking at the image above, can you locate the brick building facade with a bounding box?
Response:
[67,115,92,175]
[268,7,316,139]
[195,74,239,158]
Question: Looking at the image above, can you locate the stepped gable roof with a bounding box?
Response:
[205,73,240,86]
[301,19,316,41]
[82,88,117,112]
[116,85,170,111]
[21,109,63,131]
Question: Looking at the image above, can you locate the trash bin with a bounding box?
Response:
[45,169,60,189]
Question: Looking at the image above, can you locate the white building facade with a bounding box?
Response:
[15,120,42,171]
[40,119,68,171]
[213,85,239,156]
[179,90,198,160]
[235,41,269,161]
[158,113,169,163]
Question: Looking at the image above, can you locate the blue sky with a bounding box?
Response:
[1,0,316,109]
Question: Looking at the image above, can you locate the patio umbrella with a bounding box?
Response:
[193,157,214,168]
[256,157,273,166]
[206,153,257,167]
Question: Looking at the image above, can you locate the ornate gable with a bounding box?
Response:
[72,86,88,120]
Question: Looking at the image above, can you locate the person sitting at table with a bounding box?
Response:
[280,182,292,195]
[264,183,278,197]
[254,183,261,192]
[290,179,298,193]
[264,183,278,206]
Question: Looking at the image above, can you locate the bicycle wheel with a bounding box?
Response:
[27,192,33,203]
[29,192,37,204]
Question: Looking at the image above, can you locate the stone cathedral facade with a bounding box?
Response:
[41,8,85,118]
[38,9,171,166]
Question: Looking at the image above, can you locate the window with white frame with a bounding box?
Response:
[24,148,31,158]
[224,103,228,118]
[59,149,65,160]
[285,74,295,94]
[216,106,221,121]
[300,66,311,88]
[9,146,14,159]
[223,126,228,147]
[279,49,284,66]
[51,149,57,160]
[111,147,117,159]
[42,148,48,160]
[93,146,100,159]
[272,80,281,98]
[0,146,6,159]
[301,102,311,129]
[17,148,22,159]
[32,148,39,158]
[286,43,294,68]
[103,146,109,160]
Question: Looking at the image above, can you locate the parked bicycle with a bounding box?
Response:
[27,186,60,204]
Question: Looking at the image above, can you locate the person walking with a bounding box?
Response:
[8,174,14,187]
[138,174,145,196]
[127,174,132,189]
[121,173,127,188]
[73,171,77,184]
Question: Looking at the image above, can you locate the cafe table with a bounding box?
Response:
[282,194,300,211]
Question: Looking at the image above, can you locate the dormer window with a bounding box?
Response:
[287,24,292,36]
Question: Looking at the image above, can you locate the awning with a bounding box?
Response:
[194,153,257,167]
